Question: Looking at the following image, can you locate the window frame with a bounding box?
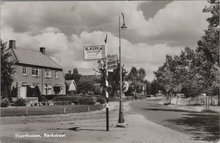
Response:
[55,71,59,79]
[22,66,27,75]
[45,69,52,78]
[31,68,39,76]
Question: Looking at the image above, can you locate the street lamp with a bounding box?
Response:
[118,13,127,125]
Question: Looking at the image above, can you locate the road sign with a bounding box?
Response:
[107,55,118,70]
[84,45,105,60]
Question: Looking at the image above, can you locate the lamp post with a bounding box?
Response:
[118,13,127,124]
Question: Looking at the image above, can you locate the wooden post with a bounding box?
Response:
[25,108,28,116]
[63,107,66,114]
[88,106,90,112]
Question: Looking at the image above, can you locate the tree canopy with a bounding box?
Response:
[1,40,15,100]
[154,0,219,97]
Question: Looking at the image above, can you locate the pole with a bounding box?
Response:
[106,70,109,131]
[105,37,109,131]
[118,15,125,123]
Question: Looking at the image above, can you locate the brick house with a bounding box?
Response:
[9,40,66,99]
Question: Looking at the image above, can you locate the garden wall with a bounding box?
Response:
[0,104,105,117]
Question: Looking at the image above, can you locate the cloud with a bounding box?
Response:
[129,1,209,46]
[1,1,210,81]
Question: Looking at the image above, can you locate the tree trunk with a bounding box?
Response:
[169,93,172,104]
[218,94,220,106]
[2,85,12,101]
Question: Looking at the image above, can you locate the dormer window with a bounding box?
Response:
[32,68,39,76]
[45,69,51,78]
[22,66,27,75]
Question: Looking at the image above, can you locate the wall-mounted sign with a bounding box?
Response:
[107,55,118,70]
[84,45,105,60]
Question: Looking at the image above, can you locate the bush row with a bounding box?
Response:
[53,96,97,105]
[1,104,105,117]
[1,98,27,107]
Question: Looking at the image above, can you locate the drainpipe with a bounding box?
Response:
[41,69,43,95]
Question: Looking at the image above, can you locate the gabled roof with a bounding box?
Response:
[11,48,62,70]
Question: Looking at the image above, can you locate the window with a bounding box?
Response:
[22,66,27,75]
[32,68,39,76]
[55,71,59,78]
[44,84,52,95]
[45,69,51,78]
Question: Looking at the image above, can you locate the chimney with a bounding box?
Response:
[40,47,46,54]
[9,40,16,49]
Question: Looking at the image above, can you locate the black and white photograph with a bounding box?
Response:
[0,0,219,143]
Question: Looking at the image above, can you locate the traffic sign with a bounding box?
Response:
[84,45,105,60]
[107,55,118,70]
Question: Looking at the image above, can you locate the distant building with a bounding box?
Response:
[9,40,66,99]
[66,79,77,94]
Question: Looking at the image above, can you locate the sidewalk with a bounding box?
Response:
[1,101,213,143]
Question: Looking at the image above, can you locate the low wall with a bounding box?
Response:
[0,104,105,117]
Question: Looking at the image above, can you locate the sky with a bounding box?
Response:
[1,1,210,81]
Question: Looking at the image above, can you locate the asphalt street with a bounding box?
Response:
[129,98,220,142]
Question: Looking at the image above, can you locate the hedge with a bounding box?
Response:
[53,96,96,105]
[1,98,9,107]
[0,104,105,117]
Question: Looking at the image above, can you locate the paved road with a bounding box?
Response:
[129,98,220,142]
[0,100,218,143]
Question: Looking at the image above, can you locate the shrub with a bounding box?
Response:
[14,98,26,106]
[53,101,69,105]
[53,95,96,105]
[38,96,47,102]
[41,94,64,100]
[80,96,96,105]
[70,96,80,105]
[1,98,9,107]
[96,97,106,104]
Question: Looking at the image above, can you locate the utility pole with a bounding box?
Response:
[117,13,127,126]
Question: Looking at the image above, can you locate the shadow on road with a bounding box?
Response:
[47,127,106,132]
[144,108,197,113]
[143,107,219,142]
[68,127,106,132]
[166,113,219,142]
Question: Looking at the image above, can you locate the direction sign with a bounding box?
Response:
[107,55,118,70]
[84,45,105,60]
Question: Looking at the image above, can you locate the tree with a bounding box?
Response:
[150,80,165,95]
[1,40,15,101]
[96,58,127,97]
[144,80,151,95]
[77,81,94,94]
[196,0,219,104]
[128,67,138,81]
[154,0,219,105]
[65,68,81,83]
[137,68,146,82]
[127,67,146,95]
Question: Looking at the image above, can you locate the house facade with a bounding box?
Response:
[9,40,66,99]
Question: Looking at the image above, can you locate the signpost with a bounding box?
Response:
[107,55,118,70]
[83,44,110,131]
[84,45,105,60]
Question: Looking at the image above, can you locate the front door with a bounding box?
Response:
[20,86,27,99]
